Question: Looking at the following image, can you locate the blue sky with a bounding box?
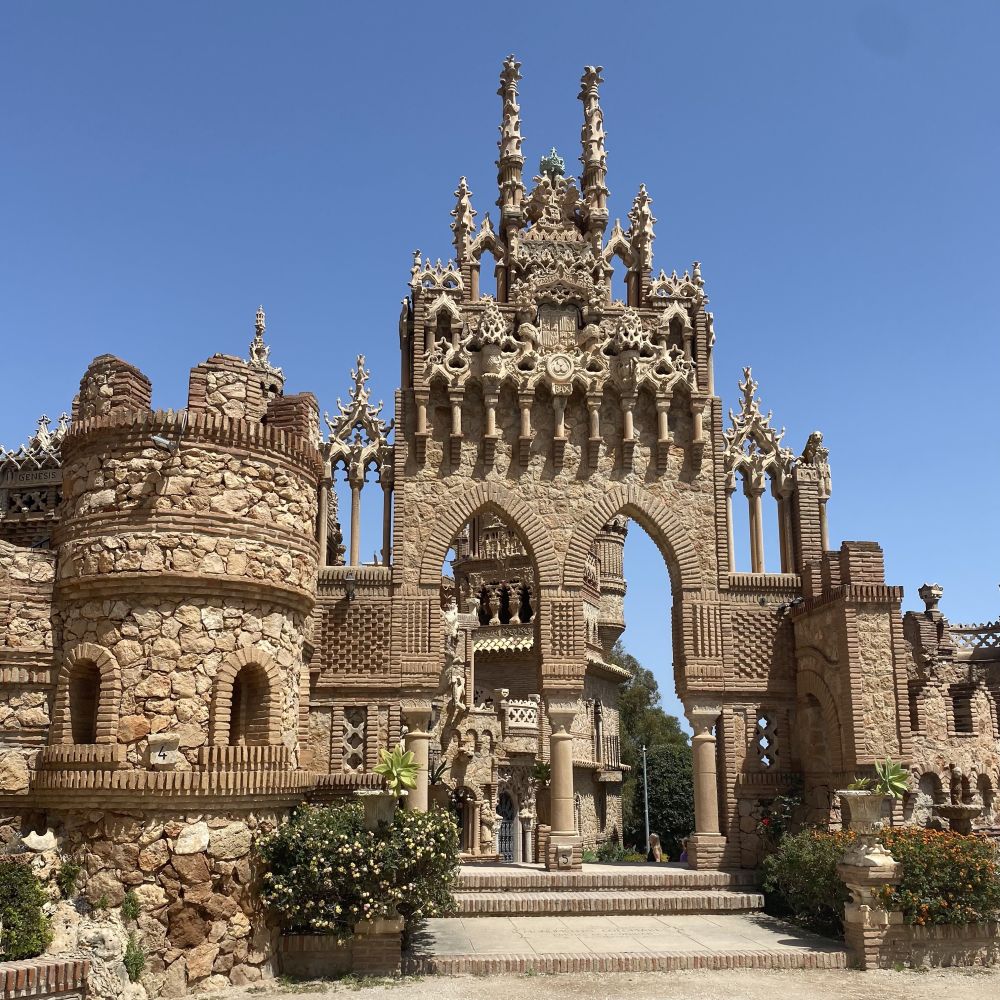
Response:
[3,2,998,728]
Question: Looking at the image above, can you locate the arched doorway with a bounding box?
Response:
[496,791,517,862]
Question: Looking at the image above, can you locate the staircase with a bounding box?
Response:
[405,863,849,974]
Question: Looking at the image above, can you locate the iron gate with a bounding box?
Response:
[496,792,516,862]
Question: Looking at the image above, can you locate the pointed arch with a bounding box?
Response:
[51,642,121,745]
[427,294,463,322]
[796,666,845,772]
[417,482,560,589]
[210,647,283,746]
[562,484,702,595]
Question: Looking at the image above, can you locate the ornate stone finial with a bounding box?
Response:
[323,355,394,489]
[471,295,509,349]
[578,64,608,237]
[451,177,477,261]
[919,583,944,615]
[248,304,282,377]
[539,147,565,180]
[627,183,656,275]
[723,367,794,494]
[497,54,525,215]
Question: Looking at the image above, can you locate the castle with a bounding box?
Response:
[1,56,998,993]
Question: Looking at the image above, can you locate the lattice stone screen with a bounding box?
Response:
[343,706,366,771]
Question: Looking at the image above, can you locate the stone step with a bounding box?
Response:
[405,948,849,975]
[405,914,849,976]
[457,864,757,893]
[455,889,764,916]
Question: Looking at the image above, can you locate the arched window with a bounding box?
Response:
[69,660,101,744]
[228,661,272,747]
[211,649,281,748]
[52,643,121,746]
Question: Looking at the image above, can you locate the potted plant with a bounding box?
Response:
[837,758,909,833]
[358,743,419,829]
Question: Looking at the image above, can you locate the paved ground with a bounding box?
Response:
[242,966,1000,1000]
[409,913,843,959]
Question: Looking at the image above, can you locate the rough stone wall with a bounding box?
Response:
[0,542,56,792]
[55,596,307,766]
[43,808,282,997]
[854,609,903,760]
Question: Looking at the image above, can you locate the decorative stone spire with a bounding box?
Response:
[496,54,525,220]
[723,368,795,494]
[248,304,283,378]
[627,184,656,277]
[578,65,609,240]
[451,177,477,263]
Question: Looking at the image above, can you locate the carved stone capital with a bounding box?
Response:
[684,702,721,737]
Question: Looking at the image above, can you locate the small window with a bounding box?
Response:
[755,713,777,769]
[229,662,271,746]
[69,662,101,744]
[951,686,975,735]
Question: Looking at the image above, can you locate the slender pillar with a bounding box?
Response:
[519,397,532,437]
[470,264,480,302]
[381,483,392,566]
[656,400,670,442]
[403,705,432,812]
[685,703,726,870]
[725,487,736,573]
[588,399,601,438]
[690,400,705,445]
[554,397,567,439]
[747,485,765,573]
[349,477,362,567]
[544,696,582,869]
[416,398,428,434]
[819,498,830,551]
[485,393,498,437]
[450,396,462,436]
[622,397,635,441]
[317,475,332,567]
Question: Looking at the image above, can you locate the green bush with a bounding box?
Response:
[0,858,52,960]
[762,827,1000,938]
[760,829,852,936]
[257,802,459,941]
[123,933,145,982]
[55,861,81,899]
[120,889,140,923]
[640,743,694,860]
[879,828,1000,926]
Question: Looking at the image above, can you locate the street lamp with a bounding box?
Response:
[641,743,650,853]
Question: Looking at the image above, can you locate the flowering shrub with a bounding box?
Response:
[256,802,459,941]
[878,827,1000,926]
[762,827,1000,937]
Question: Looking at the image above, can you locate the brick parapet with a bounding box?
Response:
[0,959,89,1000]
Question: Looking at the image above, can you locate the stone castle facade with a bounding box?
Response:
[1,56,998,993]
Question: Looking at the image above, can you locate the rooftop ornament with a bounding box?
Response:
[539,147,565,180]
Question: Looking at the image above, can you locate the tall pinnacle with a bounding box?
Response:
[451,176,477,262]
[496,54,525,219]
[578,65,609,240]
[248,304,282,377]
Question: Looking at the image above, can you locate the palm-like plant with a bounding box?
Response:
[845,758,909,799]
[374,743,419,797]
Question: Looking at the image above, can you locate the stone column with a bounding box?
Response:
[837,836,903,969]
[725,486,736,573]
[746,484,765,573]
[545,695,582,870]
[317,475,332,567]
[685,703,726,869]
[380,480,393,567]
[402,703,432,812]
[348,473,362,567]
[819,498,830,552]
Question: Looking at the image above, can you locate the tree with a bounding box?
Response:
[610,641,692,854]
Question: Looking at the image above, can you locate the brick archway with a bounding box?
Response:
[210,647,283,746]
[796,663,845,772]
[51,642,122,745]
[561,484,703,595]
[417,482,561,589]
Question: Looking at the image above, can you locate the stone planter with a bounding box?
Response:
[356,789,397,830]
[837,790,888,834]
[281,916,404,979]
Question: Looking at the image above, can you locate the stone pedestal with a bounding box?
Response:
[837,834,902,970]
